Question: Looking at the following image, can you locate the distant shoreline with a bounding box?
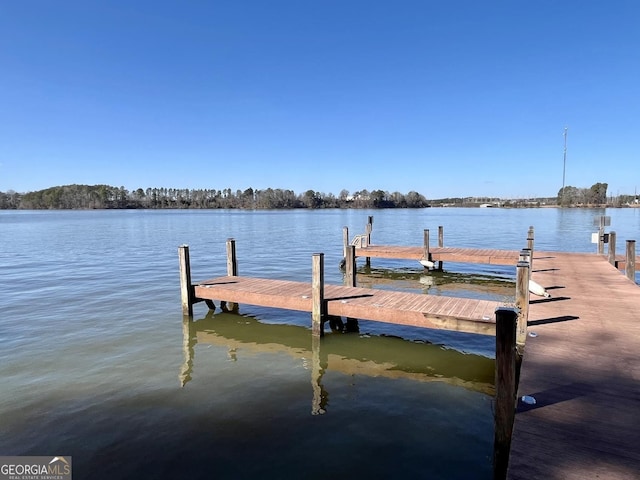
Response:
[1,183,637,210]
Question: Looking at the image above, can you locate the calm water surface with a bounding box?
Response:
[1,208,638,479]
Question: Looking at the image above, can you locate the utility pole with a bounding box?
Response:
[561,127,568,205]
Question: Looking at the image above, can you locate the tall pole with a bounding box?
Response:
[561,127,568,205]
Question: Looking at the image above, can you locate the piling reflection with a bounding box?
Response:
[180,310,495,414]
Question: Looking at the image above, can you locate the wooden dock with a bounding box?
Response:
[354,244,521,266]
[178,224,639,479]
[344,219,525,267]
[192,274,500,336]
[508,252,640,479]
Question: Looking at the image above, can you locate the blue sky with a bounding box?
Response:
[1,1,638,199]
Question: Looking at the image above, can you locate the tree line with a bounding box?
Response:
[0,184,431,210]
[1,181,627,210]
[556,182,608,206]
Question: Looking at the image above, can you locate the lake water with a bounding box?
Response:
[1,208,638,479]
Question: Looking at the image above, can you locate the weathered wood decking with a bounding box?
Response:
[508,252,640,479]
[355,244,521,265]
[194,276,500,335]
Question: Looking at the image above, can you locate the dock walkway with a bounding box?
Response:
[508,252,640,479]
[194,275,500,336]
[355,244,521,265]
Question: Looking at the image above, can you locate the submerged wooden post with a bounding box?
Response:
[626,240,636,283]
[345,245,356,287]
[608,231,617,266]
[179,245,193,317]
[423,229,430,261]
[494,307,518,480]
[226,238,238,276]
[515,260,530,352]
[312,253,325,337]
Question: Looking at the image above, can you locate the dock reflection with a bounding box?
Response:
[180,310,495,414]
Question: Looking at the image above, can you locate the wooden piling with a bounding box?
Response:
[608,231,617,266]
[494,307,518,480]
[626,240,636,283]
[342,226,349,259]
[423,229,430,261]
[345,245,356,287]
[226,238,238,276]
[179,245,193,317]
[515,261,530,352]
[520,248,532,274]
[437,226,444,270]
[527,227,534,269]
[312,253,325,337]
[598,226,605,255]
[365,216,373,266]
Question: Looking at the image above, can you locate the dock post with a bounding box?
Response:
[515,260,530,353]
[365,216,373,266]
[312,253,325,337]
[626,240,636,283]
[520,249,532,281]
[179,245,194,317]
[608,231,617,266]
[598,225,605,255]
[423,229,430,262]
[342,226,349,259]
[526,226,534,270]
[226,238,238,276]
[345,245,356,287]
[494,307,518,480]
[437,226,444,270]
